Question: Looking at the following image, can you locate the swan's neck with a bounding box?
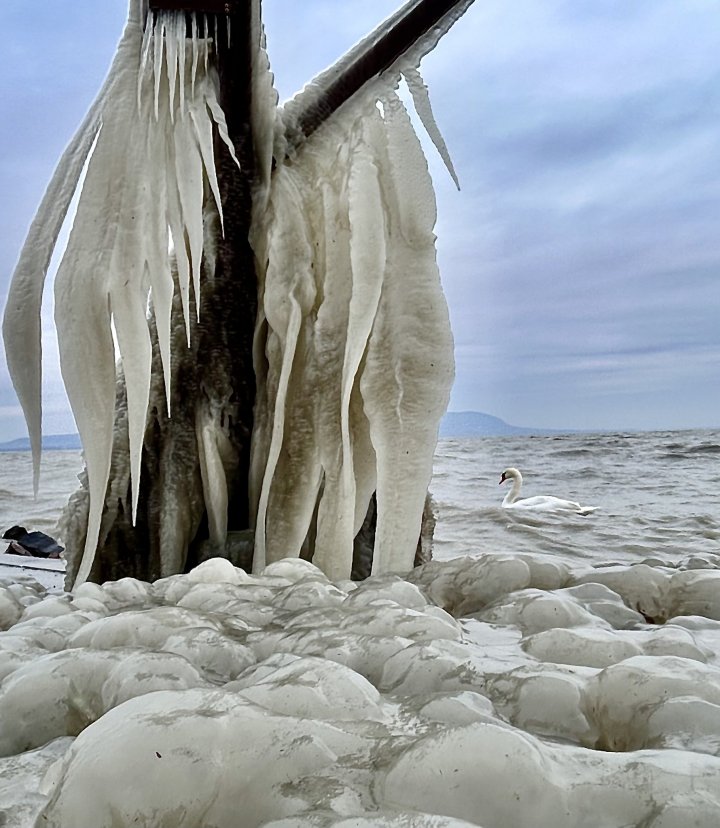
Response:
[503,473,522,505]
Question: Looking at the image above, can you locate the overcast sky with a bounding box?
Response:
[1,0,719,440]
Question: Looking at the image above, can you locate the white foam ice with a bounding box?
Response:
[1,551,720,826]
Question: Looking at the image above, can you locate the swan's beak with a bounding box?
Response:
[499,474,506,485]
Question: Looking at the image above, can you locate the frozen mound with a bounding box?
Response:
[1,553,720,826]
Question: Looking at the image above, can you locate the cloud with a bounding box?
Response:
[1,0,719,435]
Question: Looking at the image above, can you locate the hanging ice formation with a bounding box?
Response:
[3,1,238,586]
[250,89,454,580]
[3,0,458,586]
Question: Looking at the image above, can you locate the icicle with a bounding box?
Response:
[57,57,141,587]
[172,116,205,317]
[2,6,141,497]
[189,102,224,232]
[311,156,376,559]
[363,91,454,575]
[167,199,193,345]
[203,16,210,73]
[2,115,101,497]
[110,288,152,526]
[196,408,230,546]
[191,14,199,99]
[313,125,386,580]
[104,97,155,525]
[145,102,175,411]
[150,264,174,413]
[252,168,318,571]
[205,87,241,170]
[177,14,186,119]
[402,67,459,190]
[138,14,154,113]
[153,14,165,120]
[252,299,302,572]
[165,14,178,121]
[58,292,116,589]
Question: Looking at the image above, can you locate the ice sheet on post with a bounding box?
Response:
[253,88,453,580]
[361,92,454,575]
[252,167,321,572]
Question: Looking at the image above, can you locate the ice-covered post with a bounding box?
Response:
[4,0,472,587]
[73,0,262,584]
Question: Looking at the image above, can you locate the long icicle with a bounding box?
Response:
[1,9,142,496]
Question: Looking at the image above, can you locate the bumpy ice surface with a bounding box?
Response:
[2,552,720,826]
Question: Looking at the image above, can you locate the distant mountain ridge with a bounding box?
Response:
[439,411,567,438]
[0,413,562,451]
[0,434,81,452]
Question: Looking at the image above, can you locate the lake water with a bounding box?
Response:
[0,451,83,539]
[432,429,720,566]
[1,431,720,826]
[4,428,719,568]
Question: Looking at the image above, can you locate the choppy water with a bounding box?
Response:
[1,430,719,568]
[0,452,83,538]
[432,429,720,566]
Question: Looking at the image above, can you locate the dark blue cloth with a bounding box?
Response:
[2,526,64,557]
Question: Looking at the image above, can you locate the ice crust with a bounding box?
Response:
[2,552,720,826]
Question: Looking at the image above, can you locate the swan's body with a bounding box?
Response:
[499,467,597,515]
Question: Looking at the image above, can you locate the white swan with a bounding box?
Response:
[499,467,597,515]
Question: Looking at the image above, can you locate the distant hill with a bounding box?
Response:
[0,433,81,452]
[439,411,566,438]
[0,414,563,451]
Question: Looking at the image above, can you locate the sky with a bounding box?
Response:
[1,0,719,439]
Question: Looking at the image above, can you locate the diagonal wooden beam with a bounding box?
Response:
[286,0,475,146]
